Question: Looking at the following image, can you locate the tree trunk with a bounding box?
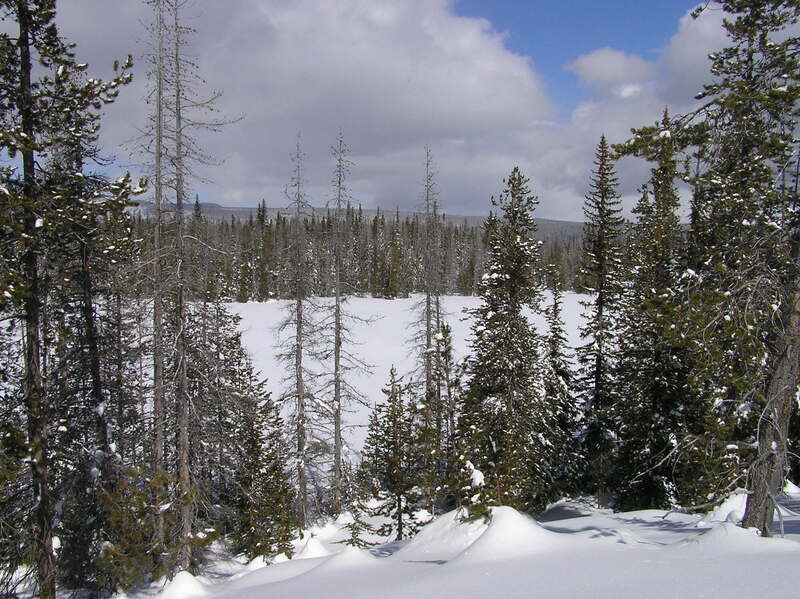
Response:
[172,0,193,571]
[17,3,55,597]
[79,238,113,478]
[332,154,344,514]
[295,294,307,529]
[742,282,800,535]
[151,0,167,560]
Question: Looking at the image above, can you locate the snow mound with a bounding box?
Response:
[307,521,341,542]
[160,572,207,599]
[313,546,376,572]
[783,480,800,495]
[395,509,486,561]
[681,522,798,553]
[453,506,569,563]
[698,489,748,526]
[295,536,331,560]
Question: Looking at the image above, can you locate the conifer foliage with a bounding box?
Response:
[576,136,625,503]
[457,168,559,516]
[362,368,420,541]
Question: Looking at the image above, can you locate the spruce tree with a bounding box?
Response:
[576,136,625,504]
[362,368,419,541]
[232,385,295,561]
[676,0,800,534]
[612,111,691,510]
[457,168,557,516]
[543,266,582,497]
[0,3,135,595]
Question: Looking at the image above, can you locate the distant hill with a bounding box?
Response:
[128,200,584,240]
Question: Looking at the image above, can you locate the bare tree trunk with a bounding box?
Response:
[743,281,800,535]
[424,148,435,407]
[150,0,167,560]
[115,290,126,461]
[331,133,346,515]
[295,292,308,529]
[172,0,193,571]
[16,4,55,597]
[332,281,342,514]
[291,137,309,529]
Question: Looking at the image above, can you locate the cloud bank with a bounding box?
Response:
[55,1,730,219]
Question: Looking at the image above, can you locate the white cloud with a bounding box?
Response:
[566,47,655,98]
[48,1,737,220]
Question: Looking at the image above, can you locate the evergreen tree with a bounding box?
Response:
[0,3,135,595]
[543,266,582,497]
[576,136,625,504]
[232,385,295,560]
[612,111,692,510]
[457,168,557,516]
[362,368,419,541]
[676,0,800,534]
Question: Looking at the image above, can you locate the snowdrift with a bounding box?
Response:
[394,509,486,562]
[311,546,377,573]
[679,522,799,554]
[160,572,207,599]
[452,506,573,563]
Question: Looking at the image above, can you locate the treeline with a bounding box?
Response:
[129,200,582,301]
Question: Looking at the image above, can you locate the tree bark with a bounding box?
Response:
[172,0,193,571]
[17,2,55,597]
[742,282,800,535]
[151,0,167,560]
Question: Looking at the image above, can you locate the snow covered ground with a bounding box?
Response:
[181,294,800,599]
[144,488,800,599]
[230,293,586,449]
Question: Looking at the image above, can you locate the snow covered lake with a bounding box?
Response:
[230,293,587,450]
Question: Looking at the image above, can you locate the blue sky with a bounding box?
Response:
[455,1,703,116]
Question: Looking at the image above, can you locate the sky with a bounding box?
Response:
[47,0,732,220]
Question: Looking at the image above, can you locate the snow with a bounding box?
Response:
[293,536,331,560]
[153,294,800,599]
[123,500,800,599]
[159,572,207,599]
[784,479,800,495]
[231,293,586,450]
[394,509,485,561]
[454,506,572,562]
[698,488,748,526]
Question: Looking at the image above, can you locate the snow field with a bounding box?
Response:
[230,293,586,450]
[150,495,800,599]
[190,294,800,598]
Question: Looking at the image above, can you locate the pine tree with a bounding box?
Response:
[320,131,372,515]
[457,168,557,516]
[0,4,135,595]
[232,384,295,561]
[277,136,319,529]
[543,266,582,497]
[676,0,800,534]
[576,136,625,504]
[612,111,691,510]
[362,368,419,541]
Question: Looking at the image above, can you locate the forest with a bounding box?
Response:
[2,1,800,598]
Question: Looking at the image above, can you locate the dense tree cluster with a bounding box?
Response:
[127,199,582,302]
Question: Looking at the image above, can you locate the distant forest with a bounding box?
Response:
[129,199,584,301]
